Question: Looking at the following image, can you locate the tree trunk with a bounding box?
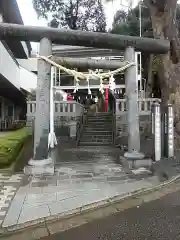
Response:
[146,0,180,148]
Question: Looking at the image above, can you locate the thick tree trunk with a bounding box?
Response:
[146,0,180,148]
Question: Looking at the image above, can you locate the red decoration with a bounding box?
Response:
[105,88,108,112]
[67,94,73,101]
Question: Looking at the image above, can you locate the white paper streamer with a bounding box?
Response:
[87,73,91,95]
[99,76,104,94]
[73,76,80,93]
[109,75,115,91]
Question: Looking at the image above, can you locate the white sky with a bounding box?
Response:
[17,0,139,51]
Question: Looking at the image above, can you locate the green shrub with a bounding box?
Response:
[0,128,30,168]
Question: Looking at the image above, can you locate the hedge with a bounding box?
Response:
[0,128,31,168]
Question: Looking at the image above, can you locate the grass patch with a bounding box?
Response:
[0,128,31,168]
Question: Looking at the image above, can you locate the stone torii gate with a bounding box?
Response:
[0,23,170,174]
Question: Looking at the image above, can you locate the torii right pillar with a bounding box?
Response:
[124,47,146,166]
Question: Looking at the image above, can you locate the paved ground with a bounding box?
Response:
[0,173,24,225]
[42,189,180,240]
[2,174,159,228]
[2,141,180,233]
[0,146,160,229]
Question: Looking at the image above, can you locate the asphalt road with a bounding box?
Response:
[43,190,180,240]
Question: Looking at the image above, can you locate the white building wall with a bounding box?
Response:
[19,66,37,91]
[0,42,37,92]
[17,58,37,72]
[0,42,21,90]
[0,11,34,92]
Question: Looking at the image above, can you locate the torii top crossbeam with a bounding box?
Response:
[0,23,169,54]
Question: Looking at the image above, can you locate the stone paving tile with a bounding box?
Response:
[56,191,80,201]
[25,192,57,205]
[18,204,50,224]
[48,192,107,216]
[49,196,87,216]
[0,146,160,228]
[2,187,27,227]
[0,173,24,225]
[48,201,65,216]
[3,174,160,227]
[2,179,152,226]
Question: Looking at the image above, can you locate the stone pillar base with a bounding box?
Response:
[124,151,145,159]
[24,157,55,176]
[120,155,152,170]
[127,158,152,169]
[123,151,152,169]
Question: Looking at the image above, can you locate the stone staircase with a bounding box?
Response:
[78,112,115,146]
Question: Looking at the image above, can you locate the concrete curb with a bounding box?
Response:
[1,174,180,240]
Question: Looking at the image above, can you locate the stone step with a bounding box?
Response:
[79,112,115,147]
[87,113,113,116]
[82,133,112,137]
[86,124,112,127]
[84,130,113,134]
[85,123,112,125]
[87,121,113,124]
[84,128,113,131]
[87,117,113,121]
[81,135,112,140]
[87,116,113,119]
[84,122,112,127]
[83,131,113,135]
[84,129,113,133]
[85,126,113,129]
[80,138,112,143]
[53,172,132,182]
[85,125,113,128]
[79,141,113,146]
[87,118,113,121]
[81,137,112,142]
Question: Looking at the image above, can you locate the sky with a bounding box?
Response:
[17,0,139,51]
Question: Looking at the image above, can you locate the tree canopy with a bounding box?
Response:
[33,0,106,32]
[110,1,180,80]
[111,1,180,38]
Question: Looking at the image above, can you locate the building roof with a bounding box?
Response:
[0,0,32,58]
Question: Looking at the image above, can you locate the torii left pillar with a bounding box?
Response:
[124,46,145,165]
[24,37,54,175]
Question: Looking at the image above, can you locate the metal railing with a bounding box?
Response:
[112,111,116,146]
[76,107,87,146]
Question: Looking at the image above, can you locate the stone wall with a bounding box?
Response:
[26,101,84,140]
[26,116,78,139]
[116,114,152,145]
